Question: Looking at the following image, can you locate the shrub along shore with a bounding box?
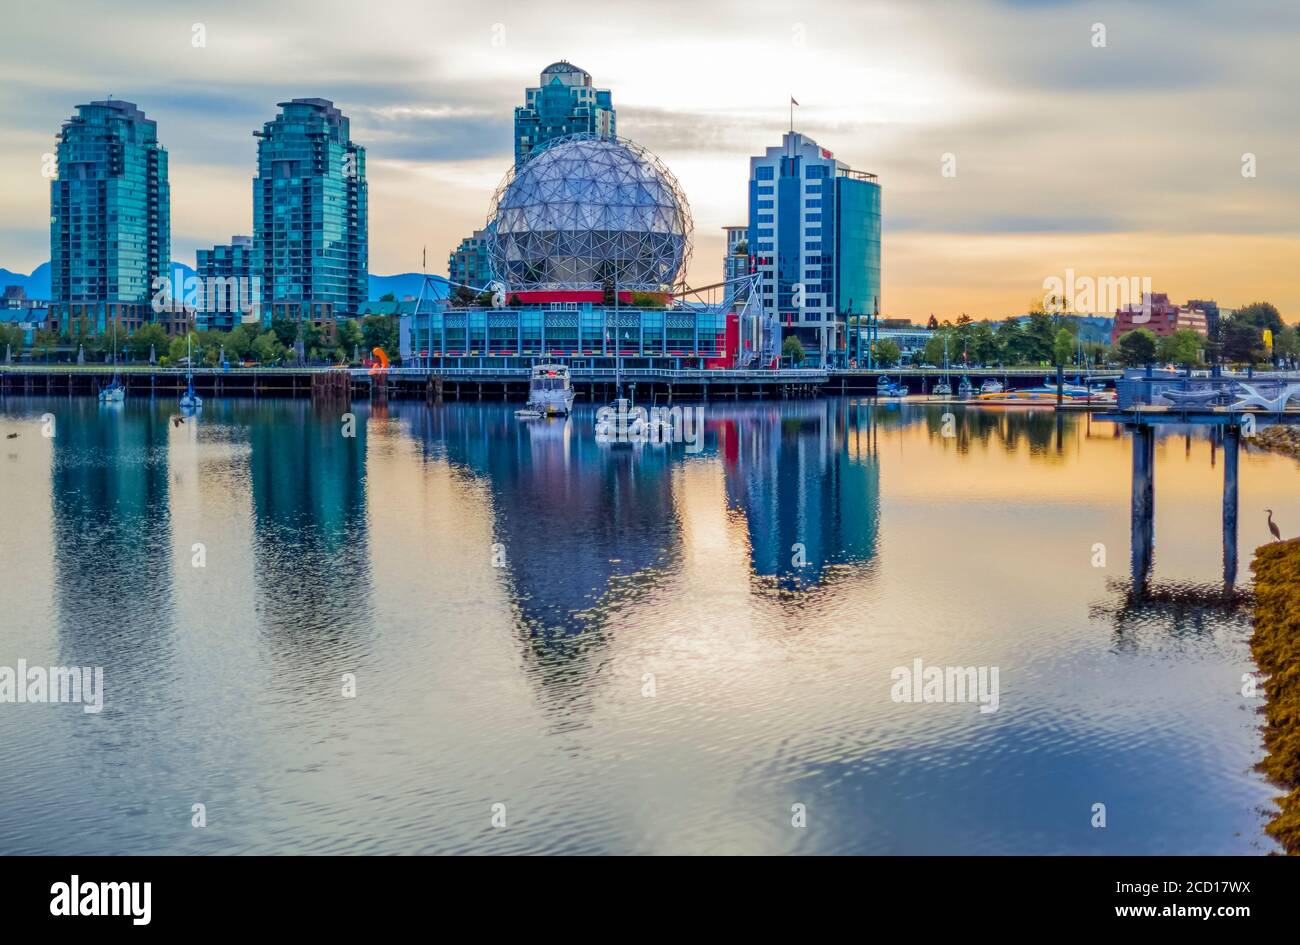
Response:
[1250,537,1300,854]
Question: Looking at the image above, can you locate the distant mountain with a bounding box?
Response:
[369,272,449,301]
[0,261,195,302]
[1,262,443,305]
[0,262,50,299]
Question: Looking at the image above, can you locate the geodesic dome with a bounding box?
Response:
[488,134,692,293]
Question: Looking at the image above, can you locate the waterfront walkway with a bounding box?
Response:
[1,363,1123,401]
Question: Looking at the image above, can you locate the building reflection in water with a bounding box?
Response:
[713,399,880,591]
[246,400,374,664]
[49,400,177,692]
[401,404,680,695]
[399,399,884,644]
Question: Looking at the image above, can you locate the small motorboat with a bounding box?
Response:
[877,375,907,398]
[957,376,974,399]
[979,378,1004,395]
[514,407,544,419]
[527,364,575,416]
[932,380,953,398]
[595,398,637,447]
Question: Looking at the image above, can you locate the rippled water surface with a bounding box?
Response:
[0,396,1293,854]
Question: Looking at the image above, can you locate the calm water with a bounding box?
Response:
[0,395,1292,855]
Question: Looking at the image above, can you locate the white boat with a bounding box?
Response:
[527,364,575,416]
[979,378,1004,395]
[514,407,543,419]
[99,322,125,403]
[932,338,953,397]
[179,335,203,410]
[877,375,907,398]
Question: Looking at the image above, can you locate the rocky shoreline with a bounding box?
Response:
[1250,538,1300,855]
[1253,425,1300,460]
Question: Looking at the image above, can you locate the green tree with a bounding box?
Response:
[225,325,253,361]
[33,329,60,360]
[994,318,1028,365]
[1024,312,1057,364]
[337,318,363,359]
[1232,301,1283,335]
[1221,318,1264,364]
[167,333,189,363]
[875,339,901,367]
[300,322,324,361]
[125,323,169,361]
[782,334,805,366]
[379,292,397,303]
[1052,328,1075,366]
[922,329,953,367]
[1116,328,1158,367]
[1274,324,1300,365]
[270,315,299,349]
[196,330,227,365]
[1157,328,1203,367]
[250,330,285,365]
[361,315,399,362]
[0,322,25,356]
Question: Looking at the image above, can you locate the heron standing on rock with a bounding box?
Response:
[1266,509,1282,542]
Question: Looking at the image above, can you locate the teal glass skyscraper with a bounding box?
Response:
[49,100,170,332]
[513,61,615,167]
[253,98,367,323]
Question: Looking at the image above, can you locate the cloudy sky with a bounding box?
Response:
[1,0,1297,319]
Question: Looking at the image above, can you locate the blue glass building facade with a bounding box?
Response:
[407,302,725,368]
[447,227,494,290]
[513,61,615,168]
[196,235,256,331]
[50,100,170,334]
[748,132,881,367]
[253,98,367,323]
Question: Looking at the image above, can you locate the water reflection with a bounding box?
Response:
[711,400,879,590]
[246,401,374,666]
[50,402,176,695]
[0,396,1293,854]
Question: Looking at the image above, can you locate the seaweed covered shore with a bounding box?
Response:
[1251,537,1300,854]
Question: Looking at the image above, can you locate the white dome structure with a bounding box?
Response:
[487,134,692,293]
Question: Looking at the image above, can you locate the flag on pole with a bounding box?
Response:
[791,96,799,106]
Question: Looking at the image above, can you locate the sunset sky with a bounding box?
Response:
[1,0,1296,320]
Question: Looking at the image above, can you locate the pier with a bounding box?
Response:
[1100,370,1300,592]
[1,363,1120,402]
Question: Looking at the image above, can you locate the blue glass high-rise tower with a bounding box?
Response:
[513,61,615,168]
[253,98,367,323]
[748,132,881,367]
[49,100,170,334]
